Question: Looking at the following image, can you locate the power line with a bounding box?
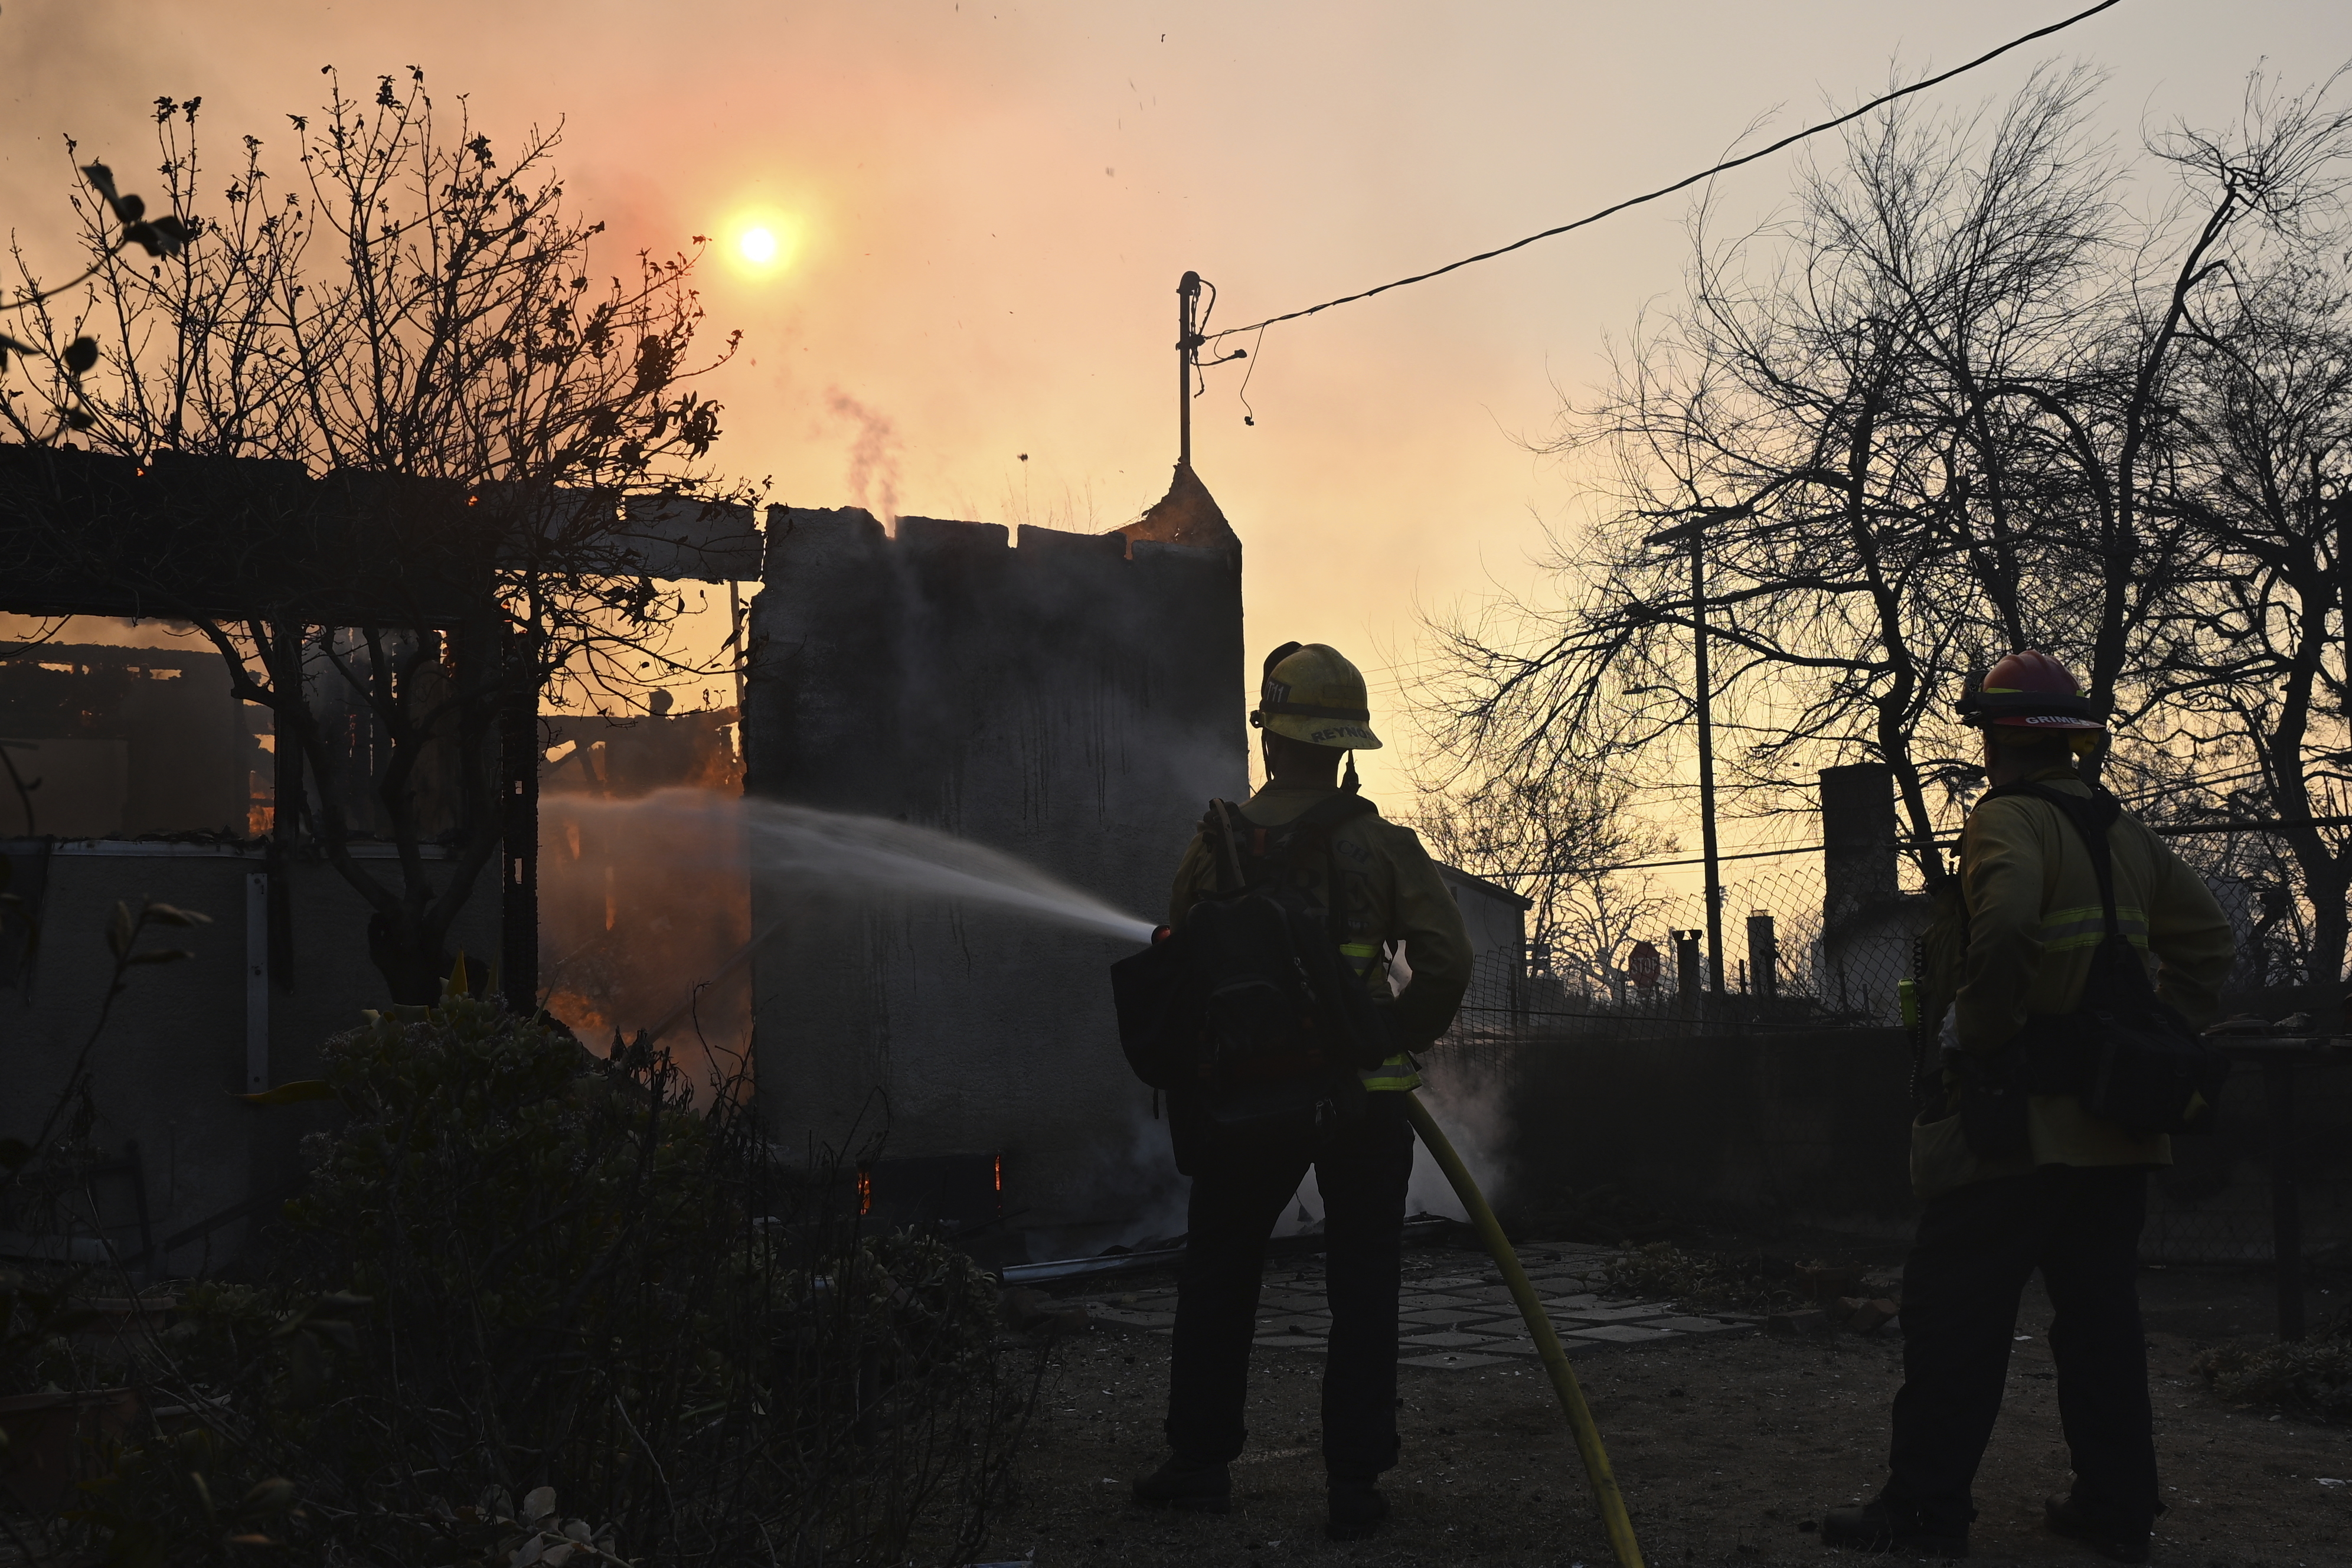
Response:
[1501,814,2352,879]
[1487,843,1830,878]
[1203,0,2124,348]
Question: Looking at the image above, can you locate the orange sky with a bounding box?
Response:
[5,0,2343,831]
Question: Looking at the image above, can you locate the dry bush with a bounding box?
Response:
[2199,1334,2352,1423]
[14,982,1035,1566]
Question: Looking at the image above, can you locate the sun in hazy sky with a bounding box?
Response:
[726,210,798,277]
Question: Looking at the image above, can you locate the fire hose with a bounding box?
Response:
[1403,1092,1647,1568]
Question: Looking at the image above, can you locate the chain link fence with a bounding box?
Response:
[1447,857,1923,1047]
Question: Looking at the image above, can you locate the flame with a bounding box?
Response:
[855,1166,873,1217]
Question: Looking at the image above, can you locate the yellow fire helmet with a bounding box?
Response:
[1250,641,1383,751]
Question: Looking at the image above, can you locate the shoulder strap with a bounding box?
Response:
[1981,781,2126,940]
[1201,799,1248,896]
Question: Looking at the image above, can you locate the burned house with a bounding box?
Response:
[736,475,1535,1256]
[5,445,1525,1270]
[0,447,757,1272]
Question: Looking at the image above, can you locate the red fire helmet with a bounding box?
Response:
[1956,649,2106,731]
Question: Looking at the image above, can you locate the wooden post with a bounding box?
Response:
[267,625,302,993]
[1645,517,1726,995]
[1690,530,1724,994]
[2265,1057,2305,1342]
[500,626,539,1010]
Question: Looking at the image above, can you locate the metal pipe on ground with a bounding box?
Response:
[1403,1091,1646,1568]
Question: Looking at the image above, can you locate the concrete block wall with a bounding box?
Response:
[1502,1028,1923,1237]
[1494,1025,2351,1261]
[742,507,1246,1251]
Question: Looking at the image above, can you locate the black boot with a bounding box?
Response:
[1131,1456,1230,1513]
[1820,1499,1968,1558]
[1327,1479,1390,1542]
[2045,1494,2152,1564]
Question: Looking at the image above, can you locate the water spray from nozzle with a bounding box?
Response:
[548,789,1159,1046]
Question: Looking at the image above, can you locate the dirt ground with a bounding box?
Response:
[995,1244,2352,1567]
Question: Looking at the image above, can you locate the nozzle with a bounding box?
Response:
[1151,925,1174,945]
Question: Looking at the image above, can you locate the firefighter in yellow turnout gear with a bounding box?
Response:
[1132,642,1471,1541]
[1824,651,2235,1564]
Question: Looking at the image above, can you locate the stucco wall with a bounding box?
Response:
[742,508,1246,1246]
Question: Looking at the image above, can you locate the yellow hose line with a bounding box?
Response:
[1403,1091,1647,1568]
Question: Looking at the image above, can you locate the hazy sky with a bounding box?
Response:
[5,0,2344,822]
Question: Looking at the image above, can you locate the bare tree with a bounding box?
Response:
[4,73,746,1002]
[1409,757,1667,989]
[1427,61,2352,966]
[2143,132,2352,988]
[1430,68,2125,888]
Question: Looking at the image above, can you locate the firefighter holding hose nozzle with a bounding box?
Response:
[1112,641,1470,1542]
[1822,651,2236,1563]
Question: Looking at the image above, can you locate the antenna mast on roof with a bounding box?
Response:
[1177,271,1203,473]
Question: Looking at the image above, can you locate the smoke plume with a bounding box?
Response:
[827,391,902,528]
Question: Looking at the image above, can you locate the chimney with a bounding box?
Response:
[1820,763,1898,937]
[1746,912,1779,999]
[1672,928,1704,1000]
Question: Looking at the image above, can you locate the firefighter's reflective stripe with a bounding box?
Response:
[1338,941,1421,1090]
[2038,904,2150,951]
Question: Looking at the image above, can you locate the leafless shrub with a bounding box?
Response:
[2,71,753,1001]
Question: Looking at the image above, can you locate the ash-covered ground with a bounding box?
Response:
[995,1239,2352,1567]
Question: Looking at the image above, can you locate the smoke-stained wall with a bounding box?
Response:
[743,506,1244,1245]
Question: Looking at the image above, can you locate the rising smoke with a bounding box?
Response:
[826,390,903,528]
[1267,1055,1511,1236]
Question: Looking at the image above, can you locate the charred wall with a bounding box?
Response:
[742,507,1245,1247]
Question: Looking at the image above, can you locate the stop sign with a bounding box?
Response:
[1628,939,1661,989]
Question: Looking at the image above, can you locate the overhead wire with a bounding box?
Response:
[1234,324,1268,426]
[1200,0,2125,353]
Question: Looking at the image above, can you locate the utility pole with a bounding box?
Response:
[1177,271,1204,471]
[1646,516,1726,996]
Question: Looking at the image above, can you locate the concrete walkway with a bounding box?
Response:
[1073,1240,1758,1369]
